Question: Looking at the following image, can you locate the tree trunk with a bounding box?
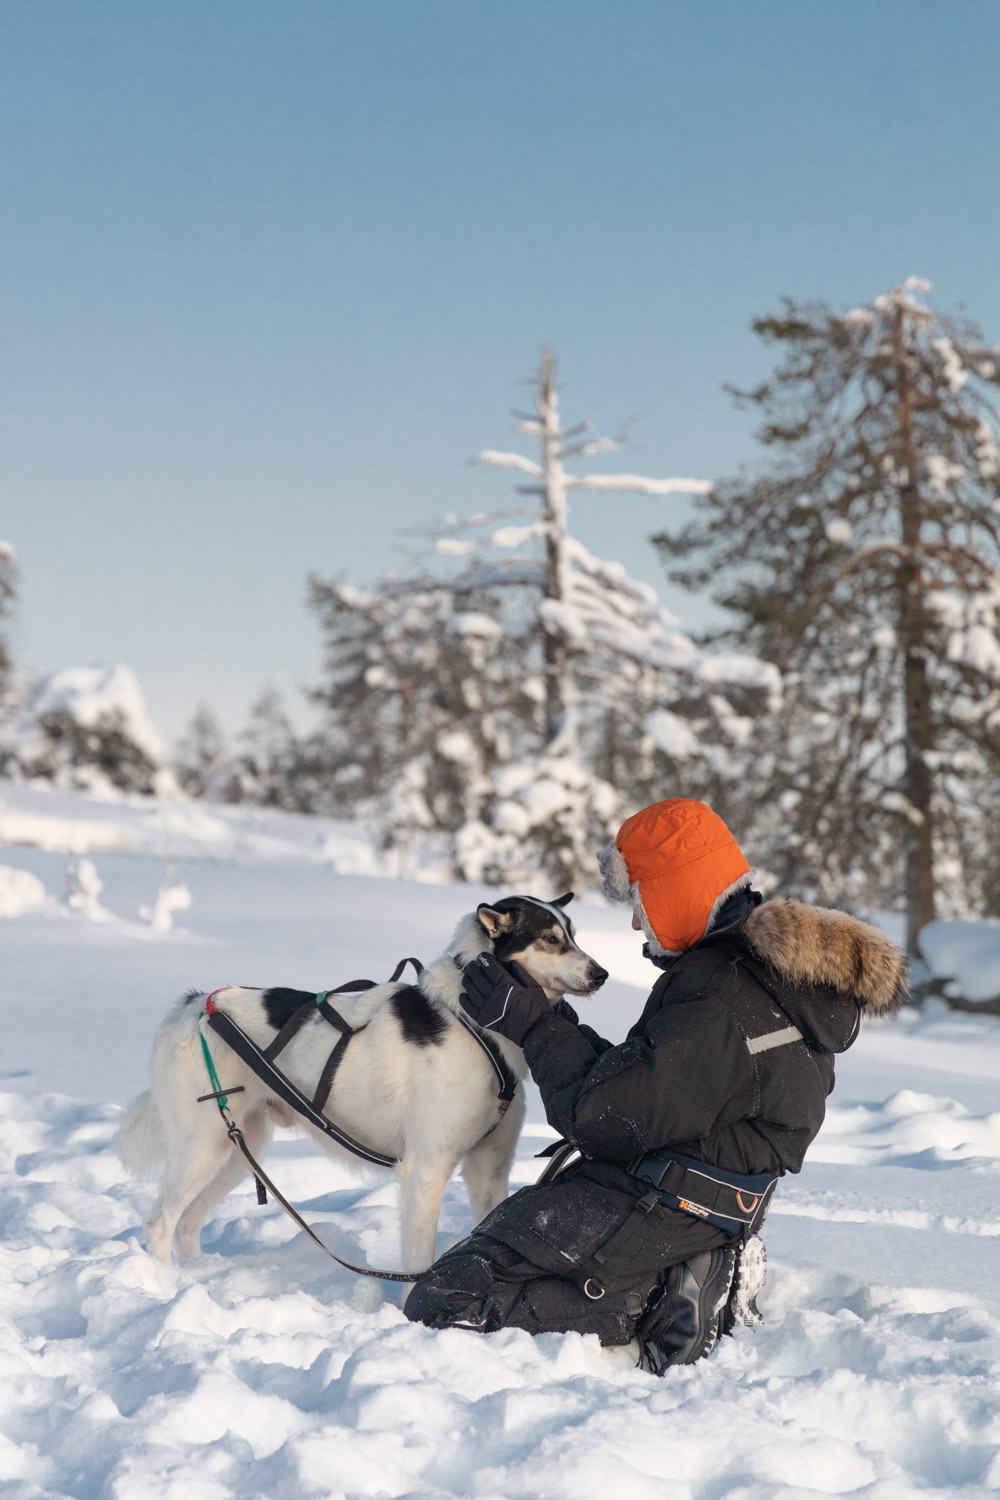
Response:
[537,351,575,750]
[894,303,937,957]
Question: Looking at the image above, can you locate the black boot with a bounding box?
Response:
[636,1246,737,1374]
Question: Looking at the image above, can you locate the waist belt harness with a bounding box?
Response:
[576,1153,778,1300]
[630,1151,779,1239]
[534,1142,779,1301]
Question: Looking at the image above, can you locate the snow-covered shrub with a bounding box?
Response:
[64,856,107,919]
[1,665,174,798]
[139,865,191,933]
[454,746,619,891]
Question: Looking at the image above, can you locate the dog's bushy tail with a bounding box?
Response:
[118,1091,163,1176]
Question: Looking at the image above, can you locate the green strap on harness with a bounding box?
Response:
[199,1018,229,1112]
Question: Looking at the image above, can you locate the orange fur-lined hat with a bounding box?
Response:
[598,799,751,955]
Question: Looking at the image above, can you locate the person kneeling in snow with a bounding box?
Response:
[405,799,907,1372]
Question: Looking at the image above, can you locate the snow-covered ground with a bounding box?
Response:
[2,782,1000,1498]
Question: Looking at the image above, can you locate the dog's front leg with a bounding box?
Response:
[461,1084,526,1225]
[396,1156,455,1274]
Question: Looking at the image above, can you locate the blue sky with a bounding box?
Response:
[2,1,999,743]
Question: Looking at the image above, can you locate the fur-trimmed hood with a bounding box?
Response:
[741,898,908,1018]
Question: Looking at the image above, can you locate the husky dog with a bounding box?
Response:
[120,895,608,1273]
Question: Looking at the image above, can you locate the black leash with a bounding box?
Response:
[222,1114,420,1283]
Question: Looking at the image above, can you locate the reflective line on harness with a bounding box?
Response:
[454,1008,518,1125]
[746,1024,803,1055]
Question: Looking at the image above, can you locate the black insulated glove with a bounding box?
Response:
[460,953,549,1046]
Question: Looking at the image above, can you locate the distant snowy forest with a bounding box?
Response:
[4,279,1000,980]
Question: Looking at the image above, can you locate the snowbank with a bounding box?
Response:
[920,916,1000,1002]
[0,779,364,867]
[2,1072,999,1499]
[2,790,1000,1496]
[0,863,46,918]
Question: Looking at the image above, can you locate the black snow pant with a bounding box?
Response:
[404,1230,646,1344]
[403,1225,738,1362]
[404,1161,743,1364]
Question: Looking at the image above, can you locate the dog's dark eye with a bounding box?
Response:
[540,933,562,949]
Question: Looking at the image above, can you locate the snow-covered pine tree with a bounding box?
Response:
[307,572,539,866]
[174,705,229,797]
[224,686,320,811]
[176,691,324,812]
[655,279,1000,955]
[310,352,778,887]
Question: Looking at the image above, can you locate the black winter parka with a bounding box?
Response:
[475,898,907,1291]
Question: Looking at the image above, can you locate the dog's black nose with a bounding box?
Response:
[590,965,609,988]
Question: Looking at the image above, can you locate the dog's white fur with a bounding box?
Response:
[120,899,603,1274]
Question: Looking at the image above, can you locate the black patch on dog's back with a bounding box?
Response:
[262,987,317,1030]
[391,985,448,1047]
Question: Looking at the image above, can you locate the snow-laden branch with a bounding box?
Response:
[492,523,547,549]
[475,449,543,478]
[559,437,620,461]
[455,563,546,590]
[696,655,783,709]
[566,473,712,496]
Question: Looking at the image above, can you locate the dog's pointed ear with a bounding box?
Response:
[551,892,574,908]
[477,904,514,939]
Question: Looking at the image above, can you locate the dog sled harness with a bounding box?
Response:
[196,958,519,1283]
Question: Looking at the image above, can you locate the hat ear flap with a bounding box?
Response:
[598,842,631,903]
